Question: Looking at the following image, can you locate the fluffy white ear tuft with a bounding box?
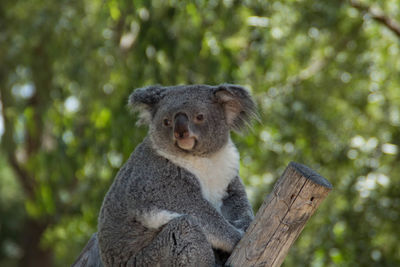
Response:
[214,90,242,126]
[214,84,258,132]
[132,103,152,125]
[128,85,167,125]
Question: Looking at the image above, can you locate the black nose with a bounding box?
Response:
[174,113,189,139]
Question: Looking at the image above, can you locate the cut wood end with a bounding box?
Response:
[227,162,332,267]
[289,161,333,190]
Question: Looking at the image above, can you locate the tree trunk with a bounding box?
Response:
[227,162,332,267]
[18,219,52,267]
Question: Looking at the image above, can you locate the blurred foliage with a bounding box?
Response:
[1,0,400,266]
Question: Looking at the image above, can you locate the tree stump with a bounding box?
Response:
[226,162,332,267]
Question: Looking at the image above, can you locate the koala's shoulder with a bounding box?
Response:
[125,138,172,178]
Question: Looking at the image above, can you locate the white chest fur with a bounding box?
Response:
[154,140,240,212]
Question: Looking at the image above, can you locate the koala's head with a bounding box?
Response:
[129,84,257,157]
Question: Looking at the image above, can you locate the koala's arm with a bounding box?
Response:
[129,177,243,252]
[182,196,244,253]
[221,176,254,232]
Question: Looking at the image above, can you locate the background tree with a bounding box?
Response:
[0,0,399,266]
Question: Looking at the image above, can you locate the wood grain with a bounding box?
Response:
[226,162,332,267]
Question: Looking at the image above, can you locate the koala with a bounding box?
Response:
[72,84,256,267]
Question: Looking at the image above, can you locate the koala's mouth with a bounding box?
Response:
[175,137,197,151]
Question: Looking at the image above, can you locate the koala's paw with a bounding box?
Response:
[234,229,243,243]
[237,228,245,237]
[224,229,243,252]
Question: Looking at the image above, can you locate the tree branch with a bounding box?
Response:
[273,23,362,98]
[227,162,332,266]
[350,0,400,38]
[0,82,36,199]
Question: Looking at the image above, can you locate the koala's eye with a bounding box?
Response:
[195,114,204,122]
[163,118,171,127]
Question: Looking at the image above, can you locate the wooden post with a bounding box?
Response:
[226,162,332,267]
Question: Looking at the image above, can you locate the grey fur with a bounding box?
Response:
[72,84,256,267]
[72,234,103,267]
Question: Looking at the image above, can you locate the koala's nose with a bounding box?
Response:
[174,113,190,139]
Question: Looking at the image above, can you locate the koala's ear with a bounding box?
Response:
[128,85,167,125]
[214,84,258,132]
